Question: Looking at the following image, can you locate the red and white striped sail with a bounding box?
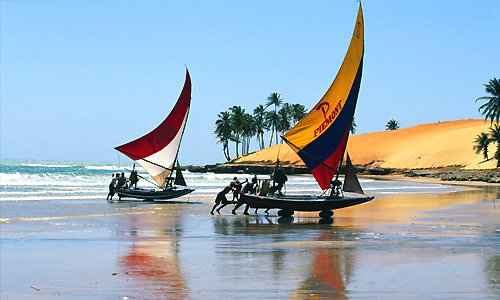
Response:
[115,70,191,187]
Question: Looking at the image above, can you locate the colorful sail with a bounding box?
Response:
[115,69,191,187]
[283,5,364,190]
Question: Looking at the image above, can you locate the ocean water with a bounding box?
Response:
[0,158,464,203]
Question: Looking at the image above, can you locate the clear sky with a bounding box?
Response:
[1,0,499,166]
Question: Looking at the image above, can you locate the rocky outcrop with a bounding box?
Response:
[184,164,309,175]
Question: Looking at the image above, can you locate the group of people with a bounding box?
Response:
[106,171,138,201]
[210,166,288,215]
[210,176,256,215]
[105,166,288,213]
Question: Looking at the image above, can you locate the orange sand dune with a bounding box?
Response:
[232,119,497,170]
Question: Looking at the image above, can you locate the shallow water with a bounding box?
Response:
[2,192,500,299]
[1,160,500,299]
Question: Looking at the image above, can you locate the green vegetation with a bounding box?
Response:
[473,77,500,167]
[385,119,400,130]
[214,93,307,161]
[350,117,357,134]
[490,124,500,168]
[476,78,500,124]
[473,132,491,161]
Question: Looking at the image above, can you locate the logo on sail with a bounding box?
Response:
[355,21,362,38]
[313,100,343,137]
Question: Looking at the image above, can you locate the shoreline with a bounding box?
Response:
[184,162,500,184]
[363,173,500,187]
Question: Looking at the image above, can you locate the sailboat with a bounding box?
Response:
[242,5,374,217]
[113,69,194,200]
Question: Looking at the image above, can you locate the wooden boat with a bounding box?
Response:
[113,187,194,201]
[242,5,373,217]
[242,194,373,212]
[113,69,194,201]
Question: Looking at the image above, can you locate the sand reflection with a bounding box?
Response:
[293,184,500,225]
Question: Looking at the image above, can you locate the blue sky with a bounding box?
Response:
[1,0,499,165]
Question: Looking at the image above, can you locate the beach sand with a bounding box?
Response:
[233,119,497,170]
[1,177,499,299]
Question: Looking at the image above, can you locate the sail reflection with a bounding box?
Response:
[293,232,354,299]
[117,213,188,299]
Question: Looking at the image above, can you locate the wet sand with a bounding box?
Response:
[1,179,500,299]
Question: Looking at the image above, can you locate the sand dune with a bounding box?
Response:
[232,119,497,170]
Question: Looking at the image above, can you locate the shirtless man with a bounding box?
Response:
[210,185,232,215]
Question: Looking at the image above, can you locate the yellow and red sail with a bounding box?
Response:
[284,5,364,190]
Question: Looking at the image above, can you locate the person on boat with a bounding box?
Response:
[269,164,287,197]
[115,172,128,201]
[106,173,117,201]
[230,176,242,201]
[116,172,127,189]
[210,185,232,215]
[129,170,138,189]
[252,178,272,214]
[241,176,257,194]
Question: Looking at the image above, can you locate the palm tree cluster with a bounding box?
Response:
[473,124,500,167]
[214,93,307,161]
[474,78,500,167]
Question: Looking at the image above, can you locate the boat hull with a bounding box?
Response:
[115,188,194,200]
[241,193,374,211]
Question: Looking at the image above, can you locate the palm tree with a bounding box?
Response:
[277,104,292,141]
[266,93,283,145]
[490,124,500,167]
[229,134,242,158]
[290,103,307,125]
[266,92,283,110]
[266,110,279,147]
[253,105,267,149]
[240,113,255,155]
[473,132,491,161]
[476,78,500,124]
[229,105,245,157]
[350,117,357,134]
[386,119,400,130]
[214,111,232,161]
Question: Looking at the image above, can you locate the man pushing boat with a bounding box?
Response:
[210,185,233,215]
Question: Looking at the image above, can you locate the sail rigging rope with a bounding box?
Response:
[276,141,282,162]
[282,143,293,163]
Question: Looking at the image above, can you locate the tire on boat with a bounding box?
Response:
[319,210,334,218]
[277,209,294,217]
